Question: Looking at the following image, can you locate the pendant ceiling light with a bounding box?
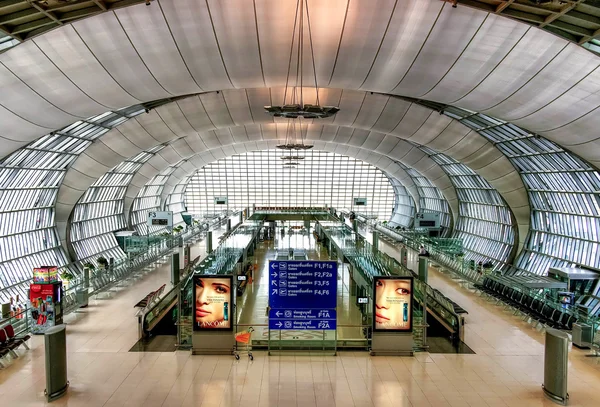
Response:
[267,0,340,151]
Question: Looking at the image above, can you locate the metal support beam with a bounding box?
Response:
[539,1,584,29]
[26,0,62,25]
[92,0,107,11]
[496,0,515,14]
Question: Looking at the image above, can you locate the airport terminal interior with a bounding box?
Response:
[3,0,600,406]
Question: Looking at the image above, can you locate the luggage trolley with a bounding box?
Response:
[234,327,254,360]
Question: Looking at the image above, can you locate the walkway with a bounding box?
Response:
[1,227,600,406]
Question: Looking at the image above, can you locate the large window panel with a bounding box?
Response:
[184,150,397,221]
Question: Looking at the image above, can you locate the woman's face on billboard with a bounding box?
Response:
[375,279,411,325]
[195,277,230,326]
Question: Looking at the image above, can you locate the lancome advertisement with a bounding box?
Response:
[193,275,233,331]
[373,276,413,332]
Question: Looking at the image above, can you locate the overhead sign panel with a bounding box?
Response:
[414,212,440,229]
[268,260,337,330]
[147,211,173,227]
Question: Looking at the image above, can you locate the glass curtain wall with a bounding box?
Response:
[440,106,600,275]
[70,148,164,264]
[131,166,177,235]
[0,104,157,302]
[184,150,396,221]
[387,177,415,228]
[418,146,516,267]
[396,162,452,236]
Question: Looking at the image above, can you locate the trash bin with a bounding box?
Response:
[543,328,568,405]
[572,323,593,349]
[44,324,68,402]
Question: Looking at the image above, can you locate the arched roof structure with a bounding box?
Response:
[1,0,600,301]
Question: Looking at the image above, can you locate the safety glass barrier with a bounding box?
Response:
[0,307,29,337]
[177,224,261,348]
[318,222,460,335]
[374,222,592,322]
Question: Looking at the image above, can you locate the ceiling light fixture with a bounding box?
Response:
[268,0,339,150]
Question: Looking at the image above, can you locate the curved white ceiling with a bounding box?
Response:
[0,0,598,167]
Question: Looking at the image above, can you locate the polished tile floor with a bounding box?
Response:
[2,231,600,406]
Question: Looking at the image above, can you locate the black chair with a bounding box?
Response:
[529,299,542,319]
[560,312,571,330]
[542,305,555,326]
[552,311,564,329]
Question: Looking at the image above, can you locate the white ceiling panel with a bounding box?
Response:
[387,104,432,138]
[361,0,442,92]
[208,0,264,88]
[135,111,178,143]
[71,13,171,102]
[159,0,232,91]
[222,89,254,125]
[489,44,600,121]
[332,127,354,144]
[0,62,78,127]
[254,0,297,88]
[328,0,395,90]
[372,97,411,133]
[406,114,453,145]
[0,42,106,118]
[199,92,236,129]
[422,14,529,103]
[351,92,389,130]
[175,96,214,133]
[114,5,202,95]
[158,146,183,165]
[394,5,486,97]
[360,132,385,151]
[512,67,600,133]
[455,28,566,111]
[33,25,139,109]
[214,128,235,146]
[154,103,198,138]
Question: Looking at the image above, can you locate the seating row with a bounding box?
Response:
[476,277,576,330]
[0,324,30,369]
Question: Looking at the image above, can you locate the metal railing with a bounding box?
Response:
[318,222,462,336]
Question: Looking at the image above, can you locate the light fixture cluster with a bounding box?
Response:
[267,0,339,152]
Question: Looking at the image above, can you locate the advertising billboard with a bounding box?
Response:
[373,276,413,332]
[33,266,58,283]
[193,275,234,331]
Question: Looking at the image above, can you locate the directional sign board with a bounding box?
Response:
[269,260,337,330]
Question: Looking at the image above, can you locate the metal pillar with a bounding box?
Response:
[227,219,232,233]
[400,246,408,267]
[418,257,428,284]
[171,253,180,285]
[207,231,213,253]
[372,231,379,251]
